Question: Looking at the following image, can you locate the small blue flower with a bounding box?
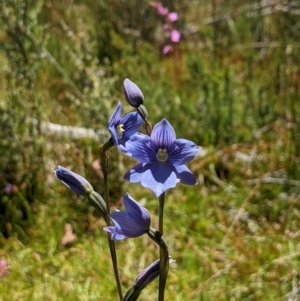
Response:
[54,166,93,195]
[123,78,144,108]
[103,193,150,240]
[108,102,144,149]
[124,119,199,197]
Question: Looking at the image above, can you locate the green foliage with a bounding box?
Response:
[0,0,300,299]
[1,181,300,300]
[0,0,119,238]
[0,0,47,239]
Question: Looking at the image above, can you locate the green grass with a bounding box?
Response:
[0,1,300,300]
[1,170,300,300]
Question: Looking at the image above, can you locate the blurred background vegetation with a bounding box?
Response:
[0,0,300,300]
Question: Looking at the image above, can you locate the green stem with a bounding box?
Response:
[137,105,152,135]
[158,193,165,234]
[100,149,123,301]
[158,193,166,301]
[148,226,169,301]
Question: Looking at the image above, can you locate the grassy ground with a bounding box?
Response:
[1,148,300,301]
[1,1,300,300]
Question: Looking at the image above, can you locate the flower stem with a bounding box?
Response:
[148,226,169,301]
[158,193,165,234]
[158,193,167,301]
[137,105,152,135]
[100,149,123,301]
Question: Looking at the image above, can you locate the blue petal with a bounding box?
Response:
[125,134,157,163]
[109,212,140,233]
[123,193,150,227]
[108,103,122,145]
[103,226,127,240]
[108,124,119,146]
[151,119,176,149]
[107,197,149,238]
[108,102,122,126]
[168,139,199,166]
[124,162,178,197]
[174,165,198,185]
[119,112,143,141]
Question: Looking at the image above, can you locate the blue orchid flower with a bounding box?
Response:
[54,166,93,195]
[108,102,143,149]
[103,193,151,240]
[124,118,199,197]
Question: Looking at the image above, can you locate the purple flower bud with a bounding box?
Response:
[4,183,13,193]
[122,260,160,301]
[162,44,173,55]
[54,166,93,196]
[134,259,160,290]
[168,12,179,22]
[170,29,181,43]
[123,79,144,108]
[123,258,175,300]
[0,260,9,279]
[156,2,168,16]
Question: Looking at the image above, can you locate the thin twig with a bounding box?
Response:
[188,261,235,298]
[221,183,261,245]
[247,177,300,187]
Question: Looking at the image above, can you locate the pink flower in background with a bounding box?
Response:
[168,12,178,22]
[157,2,168,16]
[0,260,9,279]
[4,183,13,193]
[163,23,171,30]
[162,44,173,55]
[151,2,181,55]
[170,29,181,43]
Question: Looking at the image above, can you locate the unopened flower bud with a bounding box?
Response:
[123,260,160,301]
[54,166,93,196]
[134,259,160,291]
[123,79,144,108]
[123,258,175,301]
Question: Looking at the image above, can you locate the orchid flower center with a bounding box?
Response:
[117,124,125,139]
[156,148,168,162]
